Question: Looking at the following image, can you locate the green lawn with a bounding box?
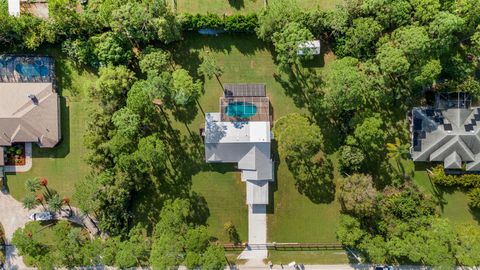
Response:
[175,0,342,14]
[408,161,480,226]
[267,250,349,264]
[6,51,96,204]
[192,165,248,243]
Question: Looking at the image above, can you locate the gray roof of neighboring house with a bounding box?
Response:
[0,83,60,148]
[411,107,480,170]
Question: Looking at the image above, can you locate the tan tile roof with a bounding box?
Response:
[0,83,60,148]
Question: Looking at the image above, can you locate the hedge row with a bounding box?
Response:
[181,13,258,32]
[430,165,480,188]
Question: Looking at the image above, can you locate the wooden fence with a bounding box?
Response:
[224,242,343,251]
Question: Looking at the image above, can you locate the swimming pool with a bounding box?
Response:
[225,102,257,118]
[15,61,50,78]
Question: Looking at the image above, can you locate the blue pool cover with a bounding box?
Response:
[0,55,54,82]
[225,102,257,118]
[198,28,226,36]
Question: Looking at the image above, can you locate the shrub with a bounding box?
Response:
[468,188,480,209]
[181,13,258,32]
[430,165,480,188]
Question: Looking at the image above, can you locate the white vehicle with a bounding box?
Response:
[29,211,53,221]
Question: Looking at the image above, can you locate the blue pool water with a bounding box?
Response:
[225,102,257,118]
[15,62,49,78]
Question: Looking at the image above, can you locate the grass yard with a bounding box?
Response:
[6,50,96,204]
[175,0,342,14]
[191,165,248,243]
[267,250,349,264]
[405,161,480,226]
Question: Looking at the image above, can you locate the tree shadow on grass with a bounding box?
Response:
[228,0,245,9]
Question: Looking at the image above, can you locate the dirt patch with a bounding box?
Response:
[21,2,49,19]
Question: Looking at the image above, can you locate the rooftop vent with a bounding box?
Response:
[28,94,38,105]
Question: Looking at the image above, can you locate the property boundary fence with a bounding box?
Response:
[224,242,343,251]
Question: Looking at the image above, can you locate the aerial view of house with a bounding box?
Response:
[1,0,480,269]
[204,83,273,258]
[411,93,480,170]
[0,55,60,170]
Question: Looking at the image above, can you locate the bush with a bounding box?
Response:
[468,188,480,209]
[430,165,480,188]
[181,13,258,32]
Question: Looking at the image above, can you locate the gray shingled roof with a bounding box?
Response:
[411,107,480,171]
[0,147,4,166]
[0,83,60,148]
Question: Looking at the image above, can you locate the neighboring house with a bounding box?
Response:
[8,0,20,16]
[410,93,480,171]
[0,55,60,167]
[297,40,321,56]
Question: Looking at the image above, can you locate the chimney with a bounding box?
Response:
[28,94,38,105]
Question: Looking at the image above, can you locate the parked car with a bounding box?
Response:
[29,211,53,221]
[375,266,394,270]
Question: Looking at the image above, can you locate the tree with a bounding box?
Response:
[376,44,410,76]
[274,113,334,202]
[274,113,323,160]
[410,0,440,23]
[116,225,151,268]
[46,193,63,214]
[110,0,181,45]
[413,59,442,87]
[201,244,226,270]
[90,31,132,66]
[392,26,431,60]
[336,215,365,247]
[348,116,386,157]
[12,227,49,266]
[388,217,456,267]
[62,196,73,212]
[322,58,381,119]
[150,199,190,269]
[342,17,383,58]
[386,137,410,175]
[22,193,38,210]
[39,177,50,195]
[256,0,302,42]
[197,53,224,89]
[25,178,40,193]
[338,174,377,217]
[454,223,480,267]
[428,12,465,54]
[338,145,365,173]
[362,0,412,29]
[272,21,315,71]
[139,48,171,76]
[93,65,136,114]
[223,221,240,244]
[171,69,202,106]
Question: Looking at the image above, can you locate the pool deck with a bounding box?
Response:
[220,96,271,122]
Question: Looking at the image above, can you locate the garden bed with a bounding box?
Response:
[4,143,26,166]
[0,223,5,267]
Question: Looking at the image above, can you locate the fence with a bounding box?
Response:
[224,242,343,251]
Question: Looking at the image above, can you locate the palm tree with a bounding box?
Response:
[47,193,62,214]
[22,193,38,210]
[387,137,410,176]
[25,178,40,193]
[35,194,46,210]
[197,53,224,91]
[39,177,51,196]
[63,196,73,213]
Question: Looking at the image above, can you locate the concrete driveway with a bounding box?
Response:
[0,192,30,269]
